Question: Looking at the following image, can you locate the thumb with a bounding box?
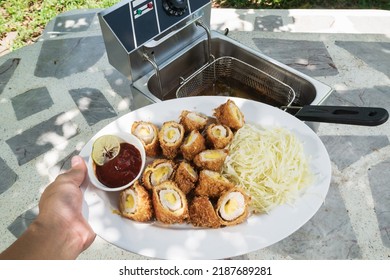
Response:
[71,155,86,169]
[64,155,87,186]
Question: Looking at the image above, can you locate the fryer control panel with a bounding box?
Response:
[101,0,210,53]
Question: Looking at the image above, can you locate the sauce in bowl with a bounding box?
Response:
[95,142,142,188]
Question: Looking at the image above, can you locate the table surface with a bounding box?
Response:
[1,8,390,260]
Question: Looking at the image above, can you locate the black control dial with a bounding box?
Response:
[162,0,187,16]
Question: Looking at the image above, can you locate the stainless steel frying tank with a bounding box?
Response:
[98,0,333,117]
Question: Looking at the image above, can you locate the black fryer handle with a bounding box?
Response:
[295,105,389,126]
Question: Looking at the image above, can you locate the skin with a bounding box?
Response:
[0,156,96,260]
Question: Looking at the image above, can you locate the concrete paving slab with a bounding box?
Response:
[211,9,390,34]
[320,135,390,170]
[7,206,38,238]
[34,36,105,79]
[0,158,18,195]
[368,159,390,248]
[5,113,79,165]
[254,15,284,31]
[69,87,117,126]
[11,87,53,120]
[269,183,362,259]
[335,41,390,78]
[0,58,20,95]
[252,38,339,76]
[0,8,390,260]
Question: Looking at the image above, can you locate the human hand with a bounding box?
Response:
[37,155,96,257]
[0,155,96,260]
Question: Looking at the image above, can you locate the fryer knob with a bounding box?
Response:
[162,0,187,16]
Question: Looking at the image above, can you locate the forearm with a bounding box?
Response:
[0,156,95,260]
[0,217,84,260]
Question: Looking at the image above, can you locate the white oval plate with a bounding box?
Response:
[80,96,331,260]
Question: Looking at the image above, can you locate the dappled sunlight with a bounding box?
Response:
[36,150,61,179]
[57,17,89,30]
[77,97,92,112]
[114,77,126,87]
[57,121,78,140]
[52,12,95,34]
[117,98,131,111]
[211,8,253,31]
[33,110,81,180]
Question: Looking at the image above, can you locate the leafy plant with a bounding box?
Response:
[214,0,390,9]
[1,0,389,52]
[1,0,117,50]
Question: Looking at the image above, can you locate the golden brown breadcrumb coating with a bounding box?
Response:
[193,149,228,172]
[180,130,206,161]
[174,161,198,194]
[142,158,176,190]
[195,169,235,198]
[189,196,221,228]
[131,121,161,157]
[205,123,233,149]
[158,121,185,159]
[180,110,208,133]
[216,187,250,226]
[119,180,154,222]
[120,101,253,228]
[152,181,189,224]
[213,99,244,130]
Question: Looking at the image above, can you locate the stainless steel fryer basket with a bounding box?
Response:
[176,56,296,108]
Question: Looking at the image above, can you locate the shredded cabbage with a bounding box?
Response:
[222,124,313,213]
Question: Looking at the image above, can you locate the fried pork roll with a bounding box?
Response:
[131,121,160,157]
[142,159,176,191]
[180,110,208,133]
[180,130,206,161]
[189,196,221,228]
[195,169,234,198]
[174,161,198,194]
[119,180,153,222]
[158,121,185,159]
[213,99,245,130]
[206,124,233,149]
[193,149,228,172]
[216,187,250,226]
[152,181,189,224]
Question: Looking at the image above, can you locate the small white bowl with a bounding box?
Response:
[87,132,146,192]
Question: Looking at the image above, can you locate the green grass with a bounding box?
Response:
[0,0,117,50]
[1,0,389,52]
[214,0,390,9]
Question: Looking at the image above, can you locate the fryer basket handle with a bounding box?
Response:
[294,105,389,126]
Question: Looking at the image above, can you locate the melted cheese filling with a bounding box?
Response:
[162,127,181,143]
[201,150,224,160]
[184,131,198,146]
[212,125,227,138]
[134,124,155,144]
[124,189,137,214]
[184,163,197,179]
[150,163,174,186]
[229,102,243,125]
[159,189,182,211]
[187,112,207,124]
[219,192,245,221]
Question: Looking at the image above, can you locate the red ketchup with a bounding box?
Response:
[95,143,142,188]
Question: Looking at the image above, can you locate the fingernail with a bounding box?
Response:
[71,156,83,167]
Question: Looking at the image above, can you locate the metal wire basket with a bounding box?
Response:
[176,56,296,108]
